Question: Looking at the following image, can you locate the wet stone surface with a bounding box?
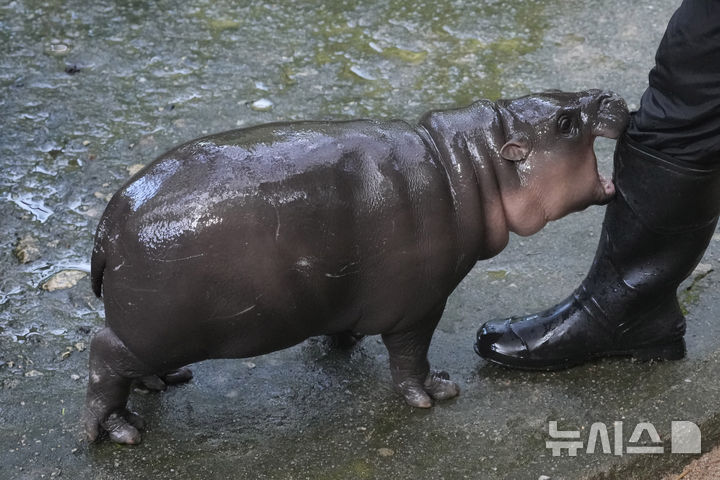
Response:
[2,0,717,479]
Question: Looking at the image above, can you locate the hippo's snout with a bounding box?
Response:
[592,91,630,139]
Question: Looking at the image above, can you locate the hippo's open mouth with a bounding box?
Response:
[592,141,617,206]
[597,172,615,204]
[591,93,629,205]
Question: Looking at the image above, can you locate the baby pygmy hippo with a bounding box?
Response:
[85,89,629,443]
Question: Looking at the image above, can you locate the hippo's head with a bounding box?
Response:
[494,89,629,236]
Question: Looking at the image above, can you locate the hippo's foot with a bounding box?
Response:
[423,370,460,401]
[86,408,145,445]
[328,331,365,349]
[84,327,153,445]
[381,301,459,408]
[135,367,194,392]
[396,370,460,408]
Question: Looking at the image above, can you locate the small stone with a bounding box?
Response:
[243,361,256,369]
[377,448,394,457]
[49,43,69,54]
[13,235,41,264]
[74,341,86,352]
[82,140,90,146]
[24,370,43,377]
[127,164,145,177]
[538,476,551,480]
[368,41,383,52]
[94,191,112,202]
[70,374,80,381]
[83,207,100,218]
[41,270,87,292]
[348,65,376,81]
[251,98,273,111]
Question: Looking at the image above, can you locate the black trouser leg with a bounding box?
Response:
[474,0,720,370]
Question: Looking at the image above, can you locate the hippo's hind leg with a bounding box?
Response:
[381,303,459,408]
[84,327,152,444]
[136,367,194,392]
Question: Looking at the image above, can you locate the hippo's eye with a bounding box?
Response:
[557,114,574,135]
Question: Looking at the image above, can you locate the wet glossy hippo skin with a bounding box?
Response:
[85,89,629,444]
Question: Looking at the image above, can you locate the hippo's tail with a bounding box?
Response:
[90,219,108,298]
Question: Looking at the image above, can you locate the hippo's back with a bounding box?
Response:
[93,119,458,367]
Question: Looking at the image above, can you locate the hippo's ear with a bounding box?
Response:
[500,137,531,162]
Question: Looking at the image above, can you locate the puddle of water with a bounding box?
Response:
[6,194,54,223]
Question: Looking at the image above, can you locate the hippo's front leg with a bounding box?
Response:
[381,302,460,408]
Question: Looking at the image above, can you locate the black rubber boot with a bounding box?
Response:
[475,135,720,370]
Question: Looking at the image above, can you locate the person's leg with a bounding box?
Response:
[474,0,720,370]
[629,0,720,165]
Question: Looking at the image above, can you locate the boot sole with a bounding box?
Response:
[476,338,686,372]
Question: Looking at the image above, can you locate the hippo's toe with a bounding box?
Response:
[424,370,460,401]
[163,366,193,385]
[396,381,433,408]
[136,375,167,392]
[395,370,460,408]
[135,367,194,392]
[104,411,142,445]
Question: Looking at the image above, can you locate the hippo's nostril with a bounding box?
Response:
[597,92,623,111]
[598,93,614,107]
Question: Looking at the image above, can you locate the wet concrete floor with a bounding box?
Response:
[3,0,718,478]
